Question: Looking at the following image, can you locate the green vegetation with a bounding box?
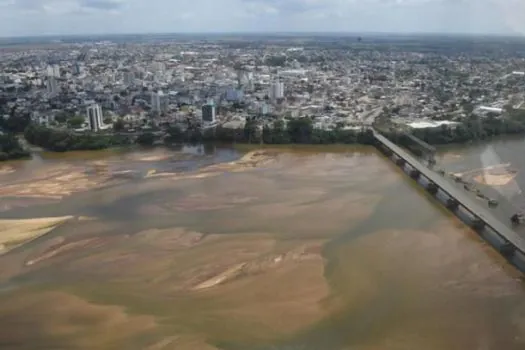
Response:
[136,132,155,146]
[0,114,31,133]
[18,110,525,155]
[383,113,525,146]
[24,125,132,152]
[67,116,85,129]
[165,117,376,145]
[0,133,30,161]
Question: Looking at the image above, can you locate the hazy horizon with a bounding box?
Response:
[0,0,524,38]
[2,31,525,41]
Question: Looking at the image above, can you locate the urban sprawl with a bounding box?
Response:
[2,34,525,152]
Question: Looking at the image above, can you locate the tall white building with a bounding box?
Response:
[87,104,104,131]
[269,81,284,101]
[46,77,59,95]
[46,64,60,78]
[151,91,168,113]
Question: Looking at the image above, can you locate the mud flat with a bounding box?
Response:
[454,164,517,187]
[0,164,114,199]
[0,216,73,255]
[145,150,278,180]
[0,165,14,175]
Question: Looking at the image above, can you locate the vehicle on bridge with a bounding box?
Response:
[510,213,525,226]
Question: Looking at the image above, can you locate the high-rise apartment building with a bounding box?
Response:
[151,91,168,113]
[202,102,216,123]
[46,77,59,95]
[269,81,284,101]
[87,104,104,131]
[46,64,60,78]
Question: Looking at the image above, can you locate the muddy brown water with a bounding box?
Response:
[0,143,525,350]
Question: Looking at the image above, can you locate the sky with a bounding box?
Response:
[0,0,524,37]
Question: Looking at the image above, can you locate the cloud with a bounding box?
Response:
[242,0,327,13]
[5,0,124,13]
[80,0,124,10]
[0,0,521,37]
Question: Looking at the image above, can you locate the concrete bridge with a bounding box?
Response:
[372,129,525,272]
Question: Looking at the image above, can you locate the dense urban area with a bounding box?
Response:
[3,33,525,159]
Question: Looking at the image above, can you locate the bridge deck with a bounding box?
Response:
[401,132,436,153]
[373,130,525,254]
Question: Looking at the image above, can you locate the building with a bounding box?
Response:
[202,102,216,122]
[478,106,504,114]
[123,71,135,86]
[72,62,81,75]
[269,81,284,101]
[46,77,59,95]
[226,88,244,102]
[46,64,60,78]
[87,104,104,131]
[259,103,270,116]
[151,91,168,113]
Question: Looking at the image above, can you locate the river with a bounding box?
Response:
[0,141,524,350]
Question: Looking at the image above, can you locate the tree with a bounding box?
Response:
[0,114,31,133]
[68,116,85,128]
[243,117,258,143]
[136,132,155,146]
[54,111,68,124]
[166,125,184,142]
[113,119,125,131]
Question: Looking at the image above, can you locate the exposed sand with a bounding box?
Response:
[474,172,517,186]
[0,164,112,199]
[453,164,517,187]
[0,165,14,175]
[145,150,278,180]
[0,216,73,255]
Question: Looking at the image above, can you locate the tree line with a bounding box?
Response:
[0,133,30,161]
[13,111,525,156]
[24,125,132,152]
[165,117,376,145]
[398,114,525,145]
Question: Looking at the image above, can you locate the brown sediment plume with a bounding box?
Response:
[41,229,334,340]
[0,291,157,349]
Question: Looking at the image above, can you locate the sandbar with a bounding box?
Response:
[0,216,73,254]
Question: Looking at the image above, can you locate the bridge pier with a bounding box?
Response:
[500,242,516,258]
[471,217,486,231]
[446,198,459,210]
[409,169,420,180]
[426,182,439,195]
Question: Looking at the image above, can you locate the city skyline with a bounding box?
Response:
[0,0,524,37]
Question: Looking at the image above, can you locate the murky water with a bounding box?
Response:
[0,143,524,350]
